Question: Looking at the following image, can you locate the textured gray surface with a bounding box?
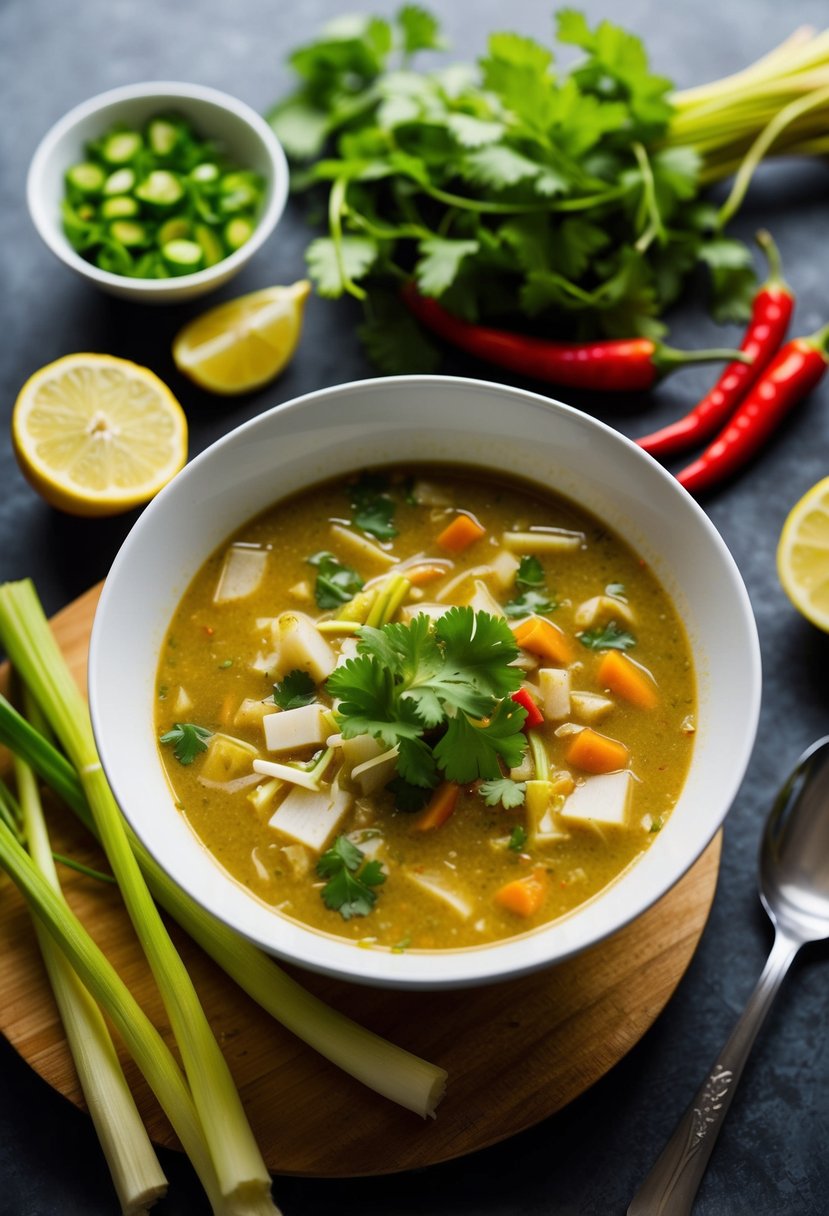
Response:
[2,0,829,1213]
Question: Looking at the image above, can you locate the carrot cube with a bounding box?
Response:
[416,781,460,831]
[436,513,486,553]
[511,616,573,665]
[565,727,629,774]
[597,650,658,710]
[494,866,550,917]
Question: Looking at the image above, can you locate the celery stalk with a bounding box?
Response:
[0,580,278,1211]
[12,731,168,1216]
[0,604,446,1118]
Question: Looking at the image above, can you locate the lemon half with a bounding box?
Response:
[172,280,310,395]
[777,476,829,630]
[12,353,188,517]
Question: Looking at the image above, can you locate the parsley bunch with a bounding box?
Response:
[269,6,758,372]
[327,607,528,792]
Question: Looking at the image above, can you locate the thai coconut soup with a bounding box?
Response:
[156,466,695,951]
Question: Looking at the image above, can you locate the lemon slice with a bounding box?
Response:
[777,476,829,629]
[12,353,188,517]
[172,280,311,395]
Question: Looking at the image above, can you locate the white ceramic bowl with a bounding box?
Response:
[27,81,289,303]
[89,376,761,989]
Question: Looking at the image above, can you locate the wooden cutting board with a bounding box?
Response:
[0,583,721,1177]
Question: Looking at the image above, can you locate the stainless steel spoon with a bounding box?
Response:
[628,735,829,1216]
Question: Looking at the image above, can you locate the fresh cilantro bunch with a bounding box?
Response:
[269,6,756,371]
[327,606,528,793]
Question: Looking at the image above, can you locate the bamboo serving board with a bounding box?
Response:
[0,584,721,1177]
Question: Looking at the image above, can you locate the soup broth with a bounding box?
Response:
[156,466,695,951]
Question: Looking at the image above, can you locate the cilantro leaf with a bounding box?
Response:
[396,737,440,788]
[273,670,317,710]
[359,288,441,374]
[436,606,522,699]
[159,723,212,766]
[480,778,526,809]
[398,5,445,55]
[349,473,398,539]
[515,555,544,589]
[306,235,379,297]
[433,698,527,782]
[505,556,557,617]
[508,825,528,851]
[415,238,480,297]
[307,551,364,608]
[579,621,637,651]
[317,835,385,920]
[328,657,424,747]
[387,775,432,812]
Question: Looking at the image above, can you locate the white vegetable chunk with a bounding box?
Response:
[330,523,398,568]
[538,667,571,720]
[253,757,326,791]
[214,544,269,603]
[341,734,385,769]
[200,734,258,783]
[412,480,453,506]
[570,691,615,723]
[272,611,336,682]
[466,578,505,619]
[489,549,520,591]
[172,686,193,715]
[399,602,451,624]
[502,529,584,554]
[233,697,273,729]
[560,770,634,828]
[404,871,473,919]
[573,595,636,629]
[351,746,399,794]
[268,782,352,851]
[263,704,328,753]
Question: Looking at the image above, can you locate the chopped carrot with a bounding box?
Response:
[494,866,550,917]
[597,650,659,710]
[511,616,573,665]
[436,513,486,554]
[416,781,460,831]
[406,562,451,586]
[566,727,629,774]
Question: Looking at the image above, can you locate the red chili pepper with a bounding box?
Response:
[402,284,748,392]
[637,232,794,459]
[511,687,544,731]
[676,323,829,496]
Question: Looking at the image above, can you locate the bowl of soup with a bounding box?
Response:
[88,375,761,989]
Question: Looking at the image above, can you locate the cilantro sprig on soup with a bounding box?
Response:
[156,467,695,951]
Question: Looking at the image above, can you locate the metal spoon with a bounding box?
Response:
[628,735,829,1216]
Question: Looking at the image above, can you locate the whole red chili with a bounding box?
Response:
[402,285,747,392]
[637,231,793,459]
[677,323,829,496]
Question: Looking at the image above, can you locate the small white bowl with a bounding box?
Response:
[89,376,761,989]
[27,81,289,304]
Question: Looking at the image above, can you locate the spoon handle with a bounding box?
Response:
[627,929,800,1216]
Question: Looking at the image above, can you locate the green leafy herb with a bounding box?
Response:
[507,825,528,851]
[386,775,431,811]
[159,722,212,765]
[317,835,386,919]
[328,607,527,786]
[349,472,398,539]
[505,555,557,618]
[273,669,317,710]
[308,550,365,608]
[480,777,527,809]
[579,621,637,651]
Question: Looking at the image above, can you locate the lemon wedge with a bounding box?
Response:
[12,353,188,517]
[777,476,829,630]
[172,280,310,394]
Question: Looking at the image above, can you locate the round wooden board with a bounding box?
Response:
[0,583,721,1177]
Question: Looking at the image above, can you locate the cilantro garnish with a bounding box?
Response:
[349,472,398,540]
[307,550,364,608]
[273,669,317,710]
[327,607,528,786]
[480,777,526,809]
[317,836,386,919]
[507,825,528,852]
[579,621,637,651]
[504,555,557,618]
[159,723,212,765]
[387,776,431,812]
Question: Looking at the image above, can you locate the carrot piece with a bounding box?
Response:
[406,562,451,586]
[436,513,486,554]
[566,727,629,774]
[416,781,461,831]
[597,650,659,710]
[511,616,573,665]
[494,866,550,917]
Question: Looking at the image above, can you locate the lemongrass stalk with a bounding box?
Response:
[528,731,550,783]
[0,816,227,1212]
[671,26,828,108]
[0,618,447,1117]
[0,580,277,1211]
[0,777,23,841]
[379,576,412,625]
[13,730,168,1215]
[718,84,829,225]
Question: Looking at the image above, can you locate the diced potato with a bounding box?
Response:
[560,770,634,828]
[341,734,385,770]
[268,782,352,851]
[214,545,268,603]
[330,523,398,568]
[570,691,615,723]
[399,602,451,624]
[201,734,258,783]
[248,777,283,814]
[280,843,312,877]
[465,578,505,618]
[289,580,312,602]
[250,650,279,675]
[351,746,399,794]
[573,595,636,629]
[502,529,584,554]
[272,611,336,682]
[233,697,273,729]
[404,870,473,919]
[263,704,328,753]
[538,667,571,720]
[489,549,520,591]
[172,685,193,715]
[525,779,570,844]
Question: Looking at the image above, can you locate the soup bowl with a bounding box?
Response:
[89,375,761,989]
